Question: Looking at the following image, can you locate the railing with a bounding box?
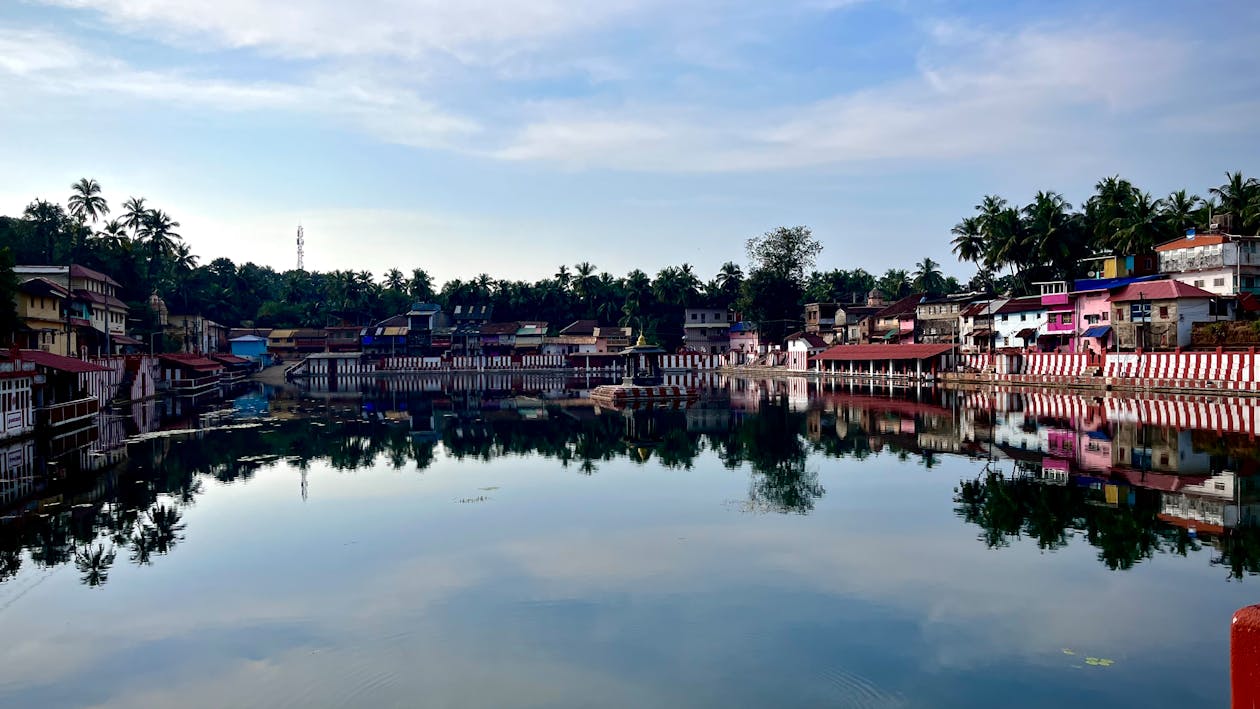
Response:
[168,374,220,392]
[37,396,99,428]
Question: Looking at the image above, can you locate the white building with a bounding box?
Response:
[1156,230,1260,297]
[991,296,1046,349]
[682,308,733,354]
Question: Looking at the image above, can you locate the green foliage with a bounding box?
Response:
[0,247,22,345]
[952,171,1260,290]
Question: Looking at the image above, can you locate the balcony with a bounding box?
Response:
[37,396,99,429]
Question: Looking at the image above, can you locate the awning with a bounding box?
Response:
[1016,328,1038,339]
[970,329,991,338]
[112,334,144,346]
[879,330,898,340]
[1082,325,1112,339]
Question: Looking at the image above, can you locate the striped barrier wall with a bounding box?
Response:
[1022,353,1090,377]
[1102,351,1260,391]
[959,354,992,371]
[305,358,377,375]
[660,354,725,371]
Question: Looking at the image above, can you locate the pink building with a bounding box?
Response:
[1038,282,1075,351]
[1074,289,1114,354]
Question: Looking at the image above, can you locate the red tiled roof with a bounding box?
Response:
[210,353,251,365]
[813,343,955,362]
[788,332,828,348]
[70,264,121,287]
[1109,280,1216,302]
[1155,233,1230,252]
[8,349,109,373]
[874,293,924,319]
[72,289,128,308]
[159,354,223,371]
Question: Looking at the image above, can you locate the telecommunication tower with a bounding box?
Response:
[296,225,305,271]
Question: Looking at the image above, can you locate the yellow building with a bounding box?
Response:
[13,278,82,354]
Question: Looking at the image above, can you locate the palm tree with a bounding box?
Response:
[68,178,109,224]
[911,258,946,295]
[23,199,67,261]
[383,268,406,292]
[1110,191,1170,255]
[715,261,744,299]
[876,269,909,300]
[554,265,572,292]
[1209,171,1260,233]
[950,216,984,265]
[120,196,148,235]
[1162,189,1201,234]
[96,219,129,250]
[407,268,434,301]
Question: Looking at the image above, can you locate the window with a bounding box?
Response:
[1116,309,1125,321]
[1159,306,1168,319]
[1000,314,1008,321]
[1062,313,1072,324]
[1216,482,1227,491]
[1129,302,1151,322]
[1214,277,1226,287]
[690,313,697,320]
[1194,280,1205,287]
[1020,314,1027,321]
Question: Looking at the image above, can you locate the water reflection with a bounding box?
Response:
[1,375,1260,590]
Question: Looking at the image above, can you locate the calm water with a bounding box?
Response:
[1,374,1257,708]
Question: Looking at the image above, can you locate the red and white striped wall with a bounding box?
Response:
[660,354,725,371]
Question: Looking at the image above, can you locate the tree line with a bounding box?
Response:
[0,180,957,346]
[950,171,1260,295]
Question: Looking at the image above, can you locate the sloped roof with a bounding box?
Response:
[788,332,828,348]
[12,349,109,373]
[814,343,955,362]
[481,321,521,335]
[874,293,924,318]
[1154,233,1230,252]
[516,321,547,335]
[995,296,1045,314]
[18,277,69,299]
[69,264,121,287]
[560,319,598,336]
[1109,280,1216,302]
[158,354,223,371]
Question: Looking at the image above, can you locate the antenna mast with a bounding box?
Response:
[296,225,305,271]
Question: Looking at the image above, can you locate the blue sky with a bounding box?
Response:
[1,0,1258,285]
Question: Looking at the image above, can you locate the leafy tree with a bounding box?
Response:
[0,247,22,345]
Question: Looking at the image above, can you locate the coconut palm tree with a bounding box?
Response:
[554,265,572,292]
[407,268,434,301]
[96,219,129,250]
[1209,171,1260,233]
[68,178,109,224]
[1110,191,1170,255]
[911,258,946,295]
[1162,189,1202,234]
[950,216,985,266]
[383,268,406,292]
[120,196,148,235]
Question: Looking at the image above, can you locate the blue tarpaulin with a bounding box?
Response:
[1082,325,1111,338]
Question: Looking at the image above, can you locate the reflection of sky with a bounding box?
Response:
[0,447,1247,708]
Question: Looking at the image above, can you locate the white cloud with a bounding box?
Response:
[492,27,1191,171]
[36,0,660,62]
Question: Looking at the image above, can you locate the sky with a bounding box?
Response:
[1,0,1258,285]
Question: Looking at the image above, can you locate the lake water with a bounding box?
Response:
[1,374,1257,708]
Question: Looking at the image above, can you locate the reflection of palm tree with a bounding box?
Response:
[75,544,117,587]
[146,504,186,554]
[130,531,155,566]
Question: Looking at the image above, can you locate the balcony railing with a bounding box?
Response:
[37,396,99,428]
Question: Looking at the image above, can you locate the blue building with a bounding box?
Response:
[230,335,270,365]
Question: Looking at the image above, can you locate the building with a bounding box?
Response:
[682,308,733,354]
[406,303,447,354]
[542,334,597,356]
[166,314,228,353]
[915,293,982,344]
[514,322,548,352]
[480,322,520,356]
[1109,280,1233,350]
[14,264,129,354]
[803,303,840,336]
[869,293,922,343]
[450,304,493,356]
[992,296,1046,349]
[594,325,631,353]
[959,298,1005,353]
[835,304,883,344]
[324,326,363,353]
[267,328,327,360]
[1077,253,1159,280]
[360,316,409,357]
[229,335,269,364]
[13,278,83,354]
[1156,229,1260,297]
[728,321,761,355]
[786,332,828,371]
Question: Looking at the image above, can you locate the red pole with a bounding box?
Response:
[1234,605,1260,708]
